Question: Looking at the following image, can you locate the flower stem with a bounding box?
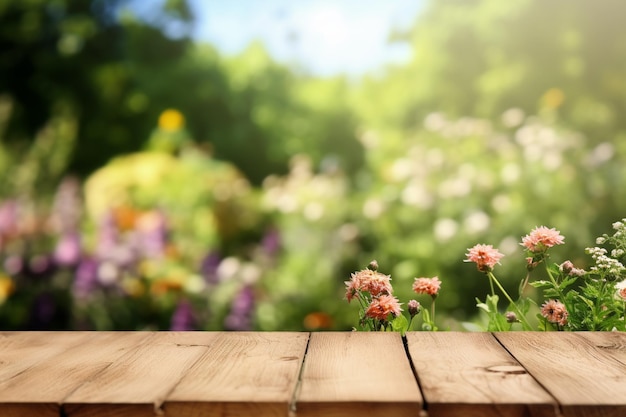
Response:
[519,272,530,296]
[430,298,436,331]
[545,263,564,300]
[487,271,532,330]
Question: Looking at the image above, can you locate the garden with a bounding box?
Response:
[2,0,626,332]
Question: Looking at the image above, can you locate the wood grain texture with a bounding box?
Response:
[63,332,217,417]
[0,332,90,384]
[495,332,626,417]
[0,332,100,417]
[405,332,558,417]
[295,332,422,417]
[0,332,150,401]
[576,331,626,367]
[164,332,309,417]
[2,331,626,417]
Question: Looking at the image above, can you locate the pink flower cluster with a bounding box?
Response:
[344,268,393,302]
[365,294,403,321]
[344,266,402,322]
[412,276,441,297]
[466,226,565,272]
[344,261,442,327]
[465,244,505,272]
[521,226,564,253]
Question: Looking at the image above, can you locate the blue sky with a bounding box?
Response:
[185,0,424,77]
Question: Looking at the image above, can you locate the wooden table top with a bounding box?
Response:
[0,331,625,417]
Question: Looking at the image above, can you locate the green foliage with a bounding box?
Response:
[0,0,363,185]
[390,313,409,335]
[479,223,626,332]
[476,295,509,331]
[355,0,626,138]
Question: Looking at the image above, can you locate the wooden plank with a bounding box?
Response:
[64,332,217,417]
[0,332,90,383]
[0,331,150,398]
[576,331,626,367]
[164,332,309,417]
[295,332,422,417]
[496,332,626,417]
[0,332,97,417]
[405,332,558,417]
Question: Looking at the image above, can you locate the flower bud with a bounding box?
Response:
[559,260,585,277]
[505,311,518,323]
[525,257,539,271]
[408,299,421,318]
[560,260,574,275]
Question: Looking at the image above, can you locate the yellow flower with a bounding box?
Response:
[0,275,15,304]
[541,88,565,109]
[158,109,185,131]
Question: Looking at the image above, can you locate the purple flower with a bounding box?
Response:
[170,299,196,331]
[224,286,255,330]
[73,257,100,299]
[96,210,119,257]
[200,251,221,284]
[261,227,281,258]
[96,211,137,267]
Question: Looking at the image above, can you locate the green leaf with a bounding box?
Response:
[535,313,550,331]
[476,302,491,313]
[486,294,500,312]
[515,296,532,315]
[529,280,552,288]
[461,321,485,331]
[559,276,579,290]
[487,313,509,332]
[543,288,560,298]
[576,294,595,309]
[390,314,409,336]
[547,263,561,276]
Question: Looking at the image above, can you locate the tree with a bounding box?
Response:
[355,0,626,141]
[0,0,192,176]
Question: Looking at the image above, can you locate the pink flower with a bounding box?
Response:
[465,244,505,272]
[344,269,393,302]
[412,276,441,297]
[521,226,564,253]
[541,299,568,326]
[365,294,402,321]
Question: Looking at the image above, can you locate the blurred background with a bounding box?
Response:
[1,0,626,331]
